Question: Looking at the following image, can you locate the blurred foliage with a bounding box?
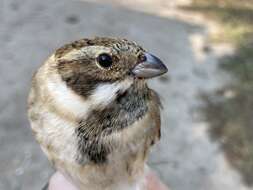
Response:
[202,85,253,185]
[184,0,253,43]
[183,0,253,186]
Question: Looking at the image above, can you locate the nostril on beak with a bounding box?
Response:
[131,53,168,79]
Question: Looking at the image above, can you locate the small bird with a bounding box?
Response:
[27,37,167,190]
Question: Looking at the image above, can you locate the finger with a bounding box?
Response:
[48,172,78,190]
[145,171,169,190]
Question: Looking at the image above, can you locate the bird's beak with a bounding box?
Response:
[131,53,168,79]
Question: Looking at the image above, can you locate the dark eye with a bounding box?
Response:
[97,53,113,68]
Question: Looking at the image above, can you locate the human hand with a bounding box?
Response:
[48,171,169,190]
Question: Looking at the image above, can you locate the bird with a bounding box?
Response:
[27,37,168,190]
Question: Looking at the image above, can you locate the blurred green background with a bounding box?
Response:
[183,0,253,185]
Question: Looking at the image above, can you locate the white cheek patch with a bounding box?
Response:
[90,79,133,107]
[47,74,91,117]
[46,73,133,118]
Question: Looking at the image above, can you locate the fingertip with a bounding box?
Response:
[48,172,78,190]
[145,170,169,190]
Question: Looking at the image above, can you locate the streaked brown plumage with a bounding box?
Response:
[27,37,167,190]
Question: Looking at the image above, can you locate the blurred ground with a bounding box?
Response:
[183,0,253,186]
[0,0,252,190]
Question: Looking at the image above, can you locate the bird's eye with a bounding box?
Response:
[97,53,113,68]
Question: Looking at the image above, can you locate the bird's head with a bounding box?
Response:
[54,37,167,98]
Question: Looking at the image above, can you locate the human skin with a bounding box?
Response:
[48,171,169,190]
